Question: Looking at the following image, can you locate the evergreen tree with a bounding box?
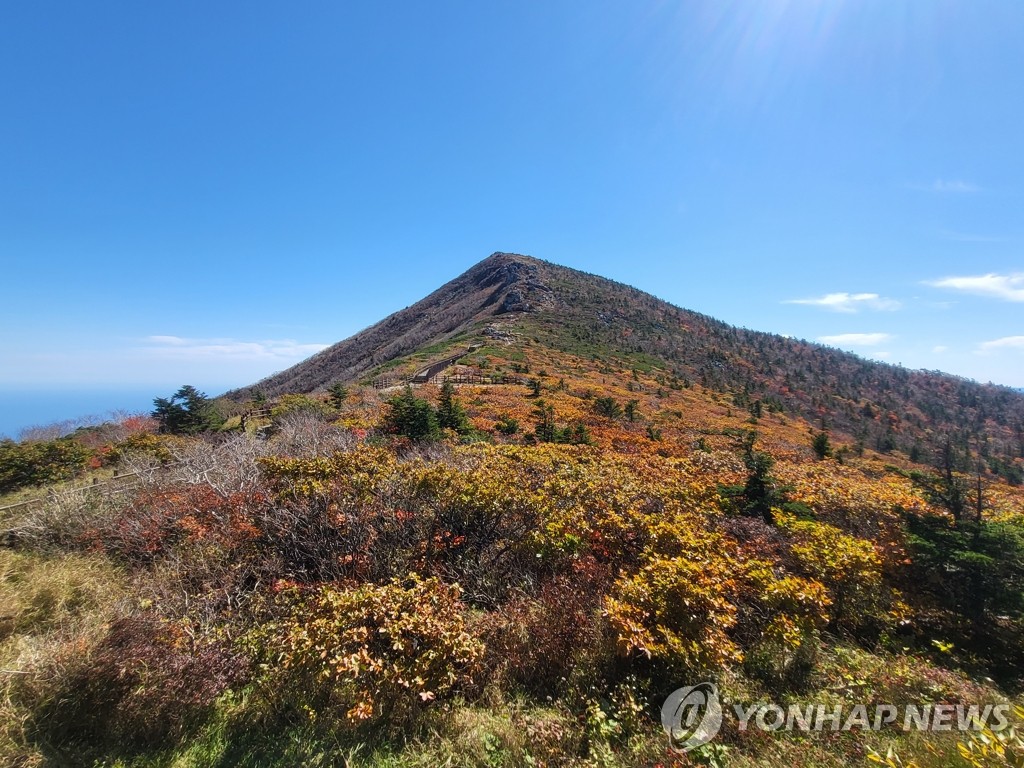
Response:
[437,382,470,434]
[152,385,222,434]
[383,386,439,441]
[812,431,832,460]
[532,400,557,443]
[721,431,789,524]
[593,396,622,419]
[328,382,349,409]
[625,399,640,422]
[567,421,592,445]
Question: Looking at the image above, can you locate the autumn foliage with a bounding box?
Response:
[2,339,1024,766]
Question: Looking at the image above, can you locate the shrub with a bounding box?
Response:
[32,615,247,755]
[84,485,265,568]
[271,393,333,420]
[260,575,483,728]
[106,430,176,464]
[605,551,742,676]
[494,414,520,435]
[783,517,888,634]
[739,567,831,692]
[0,438,92,494]
[477,562,611,697]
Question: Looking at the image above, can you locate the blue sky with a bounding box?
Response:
[2,1,1023,426]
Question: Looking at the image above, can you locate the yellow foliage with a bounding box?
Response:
[782,515,890,631]
[263,575,483,725]
[605,552,743,674]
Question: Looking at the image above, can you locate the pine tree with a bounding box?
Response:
[625,399,640,422]
[383,386,440,441]
[437,382,470,434]
[812,431,832,460]
[532,400,557,443]
[152,385,222,434]
[328,382,349,409]
[594,397,622,419]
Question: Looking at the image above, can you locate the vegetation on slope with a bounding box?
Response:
[2,336,1024,767]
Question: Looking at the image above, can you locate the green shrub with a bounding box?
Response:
[495,414,520,435]
[271,393,333,420]
[0,438,92,494]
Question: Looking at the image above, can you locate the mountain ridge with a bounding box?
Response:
[229,252,1024,470]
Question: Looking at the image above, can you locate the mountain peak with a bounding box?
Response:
[229,253,558,397]
[229,253,1024,468]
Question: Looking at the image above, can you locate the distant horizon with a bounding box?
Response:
[4,246,1024,439]
[0,386,207,441]
[2,331,1023,442]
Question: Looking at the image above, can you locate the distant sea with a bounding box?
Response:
[0,390,162,440]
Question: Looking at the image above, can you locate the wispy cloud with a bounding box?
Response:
[785,292,901,313]
[147,335,189,346]
[141,336,329,360]
[979,336,1024,353]
[926,273,1024,302]
[938,230,1006,243]
[818,333,894,347]
[911,179,980,193]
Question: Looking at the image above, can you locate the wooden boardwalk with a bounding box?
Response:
[372,372,526,390]
[373,344,504,389]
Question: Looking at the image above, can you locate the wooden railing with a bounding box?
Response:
[0,466,171,517]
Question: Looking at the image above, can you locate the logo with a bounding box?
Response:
[661,682,723,753]
[659,683,1011,750]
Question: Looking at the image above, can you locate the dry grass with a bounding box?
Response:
[0,549,127,766]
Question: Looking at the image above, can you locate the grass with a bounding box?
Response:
[0,549,127,767]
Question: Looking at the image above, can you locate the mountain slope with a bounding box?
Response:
[232,252,1024,470]
[229,253,554,397]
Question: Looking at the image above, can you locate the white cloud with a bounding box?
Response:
[785,292,901,313]
[147,335,189,346]
[938,230,1005,243]
[818,333,894,347]
[926,273,1024,302]
[141,336,329,361]
[932,345,948,354]
[979,336,1024,354]
[912,179,980,193]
